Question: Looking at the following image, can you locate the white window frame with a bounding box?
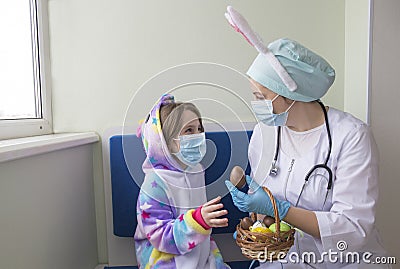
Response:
[0,0,52,140]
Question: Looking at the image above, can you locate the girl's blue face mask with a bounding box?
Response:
[251,95,295,126]
[173,132,206,167]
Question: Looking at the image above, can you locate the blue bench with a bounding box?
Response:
[108,130,256,269]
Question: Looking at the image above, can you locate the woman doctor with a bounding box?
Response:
[223,8,389,268]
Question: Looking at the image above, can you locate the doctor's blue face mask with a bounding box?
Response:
[172,132,206,167]
[251,95,295,126]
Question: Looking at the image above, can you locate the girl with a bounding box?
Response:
[134,94,231,269]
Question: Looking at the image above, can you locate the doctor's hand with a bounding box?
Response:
[225,175,291,220]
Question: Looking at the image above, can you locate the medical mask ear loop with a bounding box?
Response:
[270,93,295,111]
[271,94,295,115]
[271,94,280,103]
[285,100,296,112]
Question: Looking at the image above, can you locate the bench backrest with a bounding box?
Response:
[109,130,252,237]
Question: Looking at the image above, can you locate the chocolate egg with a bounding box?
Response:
[240,217,254,230]
[263,216,275,228]
[230,166,246,189]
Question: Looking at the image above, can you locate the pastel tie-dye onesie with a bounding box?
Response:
[134,94,230,269]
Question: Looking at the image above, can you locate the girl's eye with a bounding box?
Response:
[185,128,192,133]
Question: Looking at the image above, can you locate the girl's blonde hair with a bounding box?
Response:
[160,102,204,148]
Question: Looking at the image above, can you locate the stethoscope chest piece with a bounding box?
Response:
[269,160,278,176]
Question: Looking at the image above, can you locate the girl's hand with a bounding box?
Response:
[201,196,229,228]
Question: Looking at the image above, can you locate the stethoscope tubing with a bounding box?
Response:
[266,101,334,268]
[271,101,333,207]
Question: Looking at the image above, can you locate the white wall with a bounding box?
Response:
[344,0,370,123]
[370,0,400,265]
[47,1,345,262]
[0,144,98,269]
[47,0,345,134]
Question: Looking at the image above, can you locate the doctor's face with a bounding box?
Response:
[250,78,294,115]
[250,79,277,101]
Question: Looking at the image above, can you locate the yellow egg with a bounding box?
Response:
[269,222,291,233]
[250,226,272,233]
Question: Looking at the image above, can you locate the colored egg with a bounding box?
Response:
[250,226,272,233]
[269,222,291,233]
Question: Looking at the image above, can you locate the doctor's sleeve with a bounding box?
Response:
[314,124,379,252]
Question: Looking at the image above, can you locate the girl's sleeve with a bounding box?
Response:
[210,237,231,269]
[137,174,211,255]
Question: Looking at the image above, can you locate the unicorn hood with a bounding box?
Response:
[137,94,207,211]
[139,94,183,172]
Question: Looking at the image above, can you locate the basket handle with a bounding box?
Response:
[262,186,281,237]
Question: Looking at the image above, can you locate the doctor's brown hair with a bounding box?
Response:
[160,102,204,148]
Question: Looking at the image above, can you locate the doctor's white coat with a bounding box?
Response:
[249,108,390,269]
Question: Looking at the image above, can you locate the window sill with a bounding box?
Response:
[0,132,99,163]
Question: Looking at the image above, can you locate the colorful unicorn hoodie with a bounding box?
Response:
[134,94,230,269]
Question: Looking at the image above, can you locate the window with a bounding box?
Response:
[0,0,52,140]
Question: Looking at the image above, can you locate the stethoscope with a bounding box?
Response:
[264,101,333,269]
[269,101,333,210]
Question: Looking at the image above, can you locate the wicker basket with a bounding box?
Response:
[235,186,295,261]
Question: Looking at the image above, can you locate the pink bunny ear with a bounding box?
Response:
[224,11,254,47]
[225,6,297,92]
[225,6,267,54]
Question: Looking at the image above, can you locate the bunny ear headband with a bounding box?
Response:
[225,6,297,92]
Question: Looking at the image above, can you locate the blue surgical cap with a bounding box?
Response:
[247,38,336,102]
